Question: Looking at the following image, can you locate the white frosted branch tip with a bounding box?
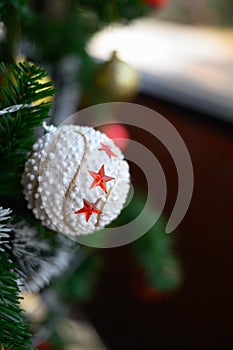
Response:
[0,104,33,115]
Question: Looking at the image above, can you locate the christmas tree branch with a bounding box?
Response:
[0,62,56,348]
[0,61,55,205]
[0,207,35,350]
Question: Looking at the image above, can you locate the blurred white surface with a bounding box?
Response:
[88,19,233,122]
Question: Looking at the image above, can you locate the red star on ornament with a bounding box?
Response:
[98,142,118,159]
[88,164,115,193]
[75,199,102,222]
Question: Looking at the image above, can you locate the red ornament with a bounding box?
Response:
[98,142,118,159]
[38,342,54,350]
[144,0,169,7]
[132,266,169,304]
[100,124,129,151]
[88,164,115,193]
[137,285,169,304]
[75,199,102,222]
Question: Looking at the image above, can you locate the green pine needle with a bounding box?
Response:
[0,61,56,206]
[0,252,35,350]
[0,208,35,349]
[0,62,56,349]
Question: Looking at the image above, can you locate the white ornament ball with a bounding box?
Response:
[22,125,130,239]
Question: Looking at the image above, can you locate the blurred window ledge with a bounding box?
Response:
[88,18,233,123]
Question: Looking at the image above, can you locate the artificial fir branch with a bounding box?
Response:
[0,61,55,206]
[0,207,35,350]
[0,62,57,348]
[5,220,77,293]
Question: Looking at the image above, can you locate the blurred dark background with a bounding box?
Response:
[84,93,233,349]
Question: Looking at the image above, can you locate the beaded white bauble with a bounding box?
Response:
[22,125,130,239]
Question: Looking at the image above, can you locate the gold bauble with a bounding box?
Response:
[94,51,140,102]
